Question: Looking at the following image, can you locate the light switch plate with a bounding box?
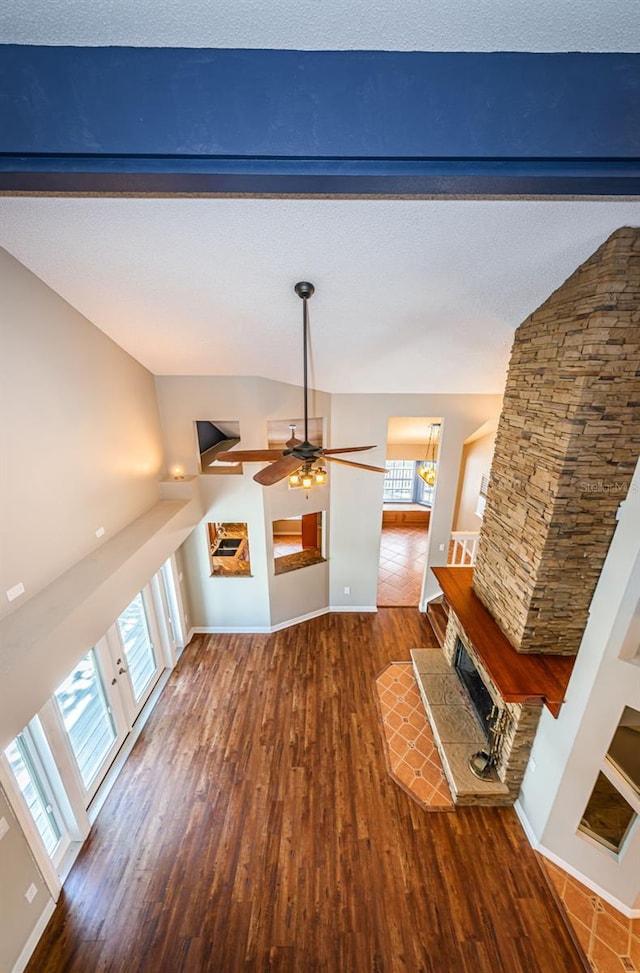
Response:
[0,816,8,840]
[6,581,25,602]
[25,884,38,903]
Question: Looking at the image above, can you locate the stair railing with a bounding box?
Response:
[448,532,480,566]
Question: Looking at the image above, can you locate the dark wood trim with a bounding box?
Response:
[432,567,575,717]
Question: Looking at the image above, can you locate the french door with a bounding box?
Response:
[108,587,164,725]
[53,645,129,805]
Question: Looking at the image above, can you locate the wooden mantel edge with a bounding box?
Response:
[432,566,574,719]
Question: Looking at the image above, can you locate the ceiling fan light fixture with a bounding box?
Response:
[314,467,326,485]
[300,470,314,489]
[288,471,301,486]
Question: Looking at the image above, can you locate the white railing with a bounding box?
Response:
[448,532,480,566]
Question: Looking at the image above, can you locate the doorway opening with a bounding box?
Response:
[377,417,440,607]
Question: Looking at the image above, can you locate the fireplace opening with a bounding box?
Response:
[454,639,494,739]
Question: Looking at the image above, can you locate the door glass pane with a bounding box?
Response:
[55,651,116,789]
[118,593,157,701]
[5,735,62,856]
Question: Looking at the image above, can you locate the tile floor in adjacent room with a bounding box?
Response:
[375,662,453,810]
[377,524,429,606]
[542,859,640,973]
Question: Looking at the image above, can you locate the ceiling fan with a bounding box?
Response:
[216,281,387,486]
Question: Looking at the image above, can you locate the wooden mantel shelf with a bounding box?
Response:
[432,567,575,718]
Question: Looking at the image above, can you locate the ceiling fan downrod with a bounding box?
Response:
[294,281,315,447]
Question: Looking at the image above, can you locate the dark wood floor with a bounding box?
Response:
[28,610,583,973]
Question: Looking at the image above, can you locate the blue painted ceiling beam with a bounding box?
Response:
[1,47,639,195]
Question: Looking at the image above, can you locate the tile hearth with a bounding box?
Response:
[411,648,510,805]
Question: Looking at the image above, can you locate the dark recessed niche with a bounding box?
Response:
[196,420,241,475]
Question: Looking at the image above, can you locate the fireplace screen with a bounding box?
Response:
[454,639,494,739]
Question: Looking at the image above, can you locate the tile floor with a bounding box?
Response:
[377,525,429,607]
[542,858,640,973]
[375,662,453,810]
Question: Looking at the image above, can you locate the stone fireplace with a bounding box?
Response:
[413,226,640,806]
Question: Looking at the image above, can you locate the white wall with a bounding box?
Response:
[517,459,640,912]
[453,429,497,531]
[0,247,164,620]
[155,376,332,630]
[264,479,330,628]
[328,393,503,609]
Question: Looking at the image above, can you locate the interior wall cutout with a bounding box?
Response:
[267,417,323,450]
[273,513,325,575]
[208,522,251,577]
[578,706,640,856]
[196,420,241,474]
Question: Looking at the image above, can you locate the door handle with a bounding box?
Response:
[118,667,127,675]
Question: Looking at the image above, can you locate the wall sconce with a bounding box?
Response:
[171,465,185,480]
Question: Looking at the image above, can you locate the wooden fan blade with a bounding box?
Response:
[321,445,376,455]
[285,437,302,449]
[215,450,284,462]
[254,455,303,485]
[324,455,386,473]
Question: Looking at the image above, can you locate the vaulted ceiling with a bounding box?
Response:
[1,0,638,395]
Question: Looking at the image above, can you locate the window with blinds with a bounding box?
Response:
[54,651,116,789]
[117,593,157,701]
[5,733,62,857]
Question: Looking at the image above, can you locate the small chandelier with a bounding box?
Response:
[417,423,440,486]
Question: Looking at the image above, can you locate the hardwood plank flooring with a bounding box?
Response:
[27,610,583,973]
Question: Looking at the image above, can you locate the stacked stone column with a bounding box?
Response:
[473,227,640,655]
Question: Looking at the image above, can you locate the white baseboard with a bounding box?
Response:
[329,605,377,613]
[190,606,379,634]
[514,800,640,919]
[192,624,273,633]
[269,607,330,632]
[12,896,56,973]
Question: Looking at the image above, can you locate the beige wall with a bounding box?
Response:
[453,430,497,531]
[328,393,504,608]
[0,247,164,621]
[0,785,52,973]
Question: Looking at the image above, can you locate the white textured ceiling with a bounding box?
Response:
[1,197,638,394]
[0,0,638,51]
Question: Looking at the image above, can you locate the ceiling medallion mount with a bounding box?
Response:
[215,282,387,487]
[294,281,315,300]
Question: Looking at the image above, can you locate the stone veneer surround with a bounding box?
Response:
[473,227,640,655]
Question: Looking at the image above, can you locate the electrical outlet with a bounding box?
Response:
[0,816,9,840]
[344,586,350,595]
[6,581,25,602]
[438,544,445,552]
[25,884,38,903]
[95,526,105,538]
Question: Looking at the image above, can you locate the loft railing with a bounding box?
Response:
[448,532,480,566]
